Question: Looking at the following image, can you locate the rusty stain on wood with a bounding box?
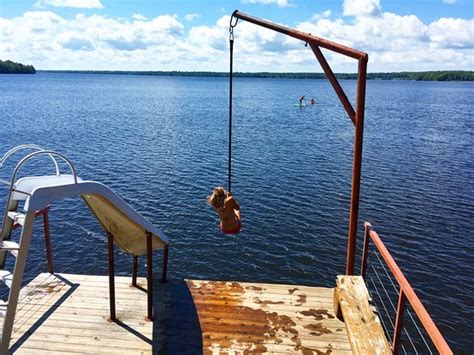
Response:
[296,294,307,306]
[289,287,299,294]
[300,309,335,320]
[185,280,350,354]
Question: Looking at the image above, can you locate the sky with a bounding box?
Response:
[0,0,473,72]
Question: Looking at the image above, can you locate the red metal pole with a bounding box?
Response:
[107,232,116,321]
[346,55,368,275]
[146,231,153,321]
[360,221,370,278]
[392,290,407,354]
[309,43,356,125]
[132,255,138,287]
[161,244,169,283]
[233,11,366,60]
[42,208,54,274]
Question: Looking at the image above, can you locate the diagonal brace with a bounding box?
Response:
[309,42,356,125]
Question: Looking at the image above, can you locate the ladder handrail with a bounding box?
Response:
[0,145,61,176]
[1,150,78,243]
[11,150,78,185]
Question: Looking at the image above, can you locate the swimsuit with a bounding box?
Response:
[220,219,241,234]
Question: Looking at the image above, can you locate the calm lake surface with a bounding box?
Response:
[0,73,473,352]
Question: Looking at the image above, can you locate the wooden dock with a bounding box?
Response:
[7,273,352,354]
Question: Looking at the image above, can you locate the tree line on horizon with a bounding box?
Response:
[2,59,472,81]
[0,60,36,74]
[42,69,473,81]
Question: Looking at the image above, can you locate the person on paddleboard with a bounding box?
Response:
[208,187,241,234]
[299,95,305,106]
[310,98,315,105]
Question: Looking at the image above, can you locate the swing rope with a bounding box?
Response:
[228,11,238,193]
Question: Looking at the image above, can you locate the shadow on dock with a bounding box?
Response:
[153,279,203,354]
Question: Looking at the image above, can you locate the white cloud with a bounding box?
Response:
[442,0,456,4]
[133,13,147,21]
[185,13,200,21]
[428,17,474,48]
[343,0,382,17]
[311,10,332,21]
[34,0,104,9]
[0,8,472,72]
[241,0,291,8]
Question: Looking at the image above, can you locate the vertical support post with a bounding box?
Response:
[361,222,370,278]
[42,208,54,274]
[346,55,368,275]
[107,232,116,321]
[161,244,169,283]
[132,255,138,287]
[393,290,407,354]
[146,231,153,321]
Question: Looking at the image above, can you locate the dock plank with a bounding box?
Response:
[8,274,350,354]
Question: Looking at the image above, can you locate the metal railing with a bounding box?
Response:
[361,222,452,354]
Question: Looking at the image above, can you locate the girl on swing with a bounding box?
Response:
[208,187,241,234]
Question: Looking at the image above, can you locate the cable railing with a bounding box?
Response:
[361,221,452,354]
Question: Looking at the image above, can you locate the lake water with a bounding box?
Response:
[0,73,472,352]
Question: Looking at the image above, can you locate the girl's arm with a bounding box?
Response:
[225,195,240,210]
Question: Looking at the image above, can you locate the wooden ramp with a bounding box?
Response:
[8,274,351,354]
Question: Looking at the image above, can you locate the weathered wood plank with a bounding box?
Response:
[9,273,153,354]
[336,275,392,354]
[9,274,351,354]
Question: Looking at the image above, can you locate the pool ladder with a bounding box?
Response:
[0,145,65,354]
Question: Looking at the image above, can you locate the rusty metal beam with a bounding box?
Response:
[233,11,367,60]
[309,43,356,125]
[360,222,370,278]
[392,290,407,354]
[161,244,169,283]
[132,255,138,287]
[146,231,153,321]
[107,232,116,321]
[346,56,367,275]
[42,208,54,274]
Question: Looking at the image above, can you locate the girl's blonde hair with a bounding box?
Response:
[208,186,226,210]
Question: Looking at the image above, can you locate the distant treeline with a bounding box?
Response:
[0,60,36,74]
[41,70,473,81]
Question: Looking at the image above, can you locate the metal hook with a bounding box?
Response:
[230,10,239,28]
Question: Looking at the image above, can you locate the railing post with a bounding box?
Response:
[361,222,371,278]
[161,244,169,283]
[42,207,54,274]
[145,231,153,321]
[107,232,116,321]
[392,288,407,354]
[131,255,138,287]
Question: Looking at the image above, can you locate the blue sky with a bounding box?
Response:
[1,0,473,71]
